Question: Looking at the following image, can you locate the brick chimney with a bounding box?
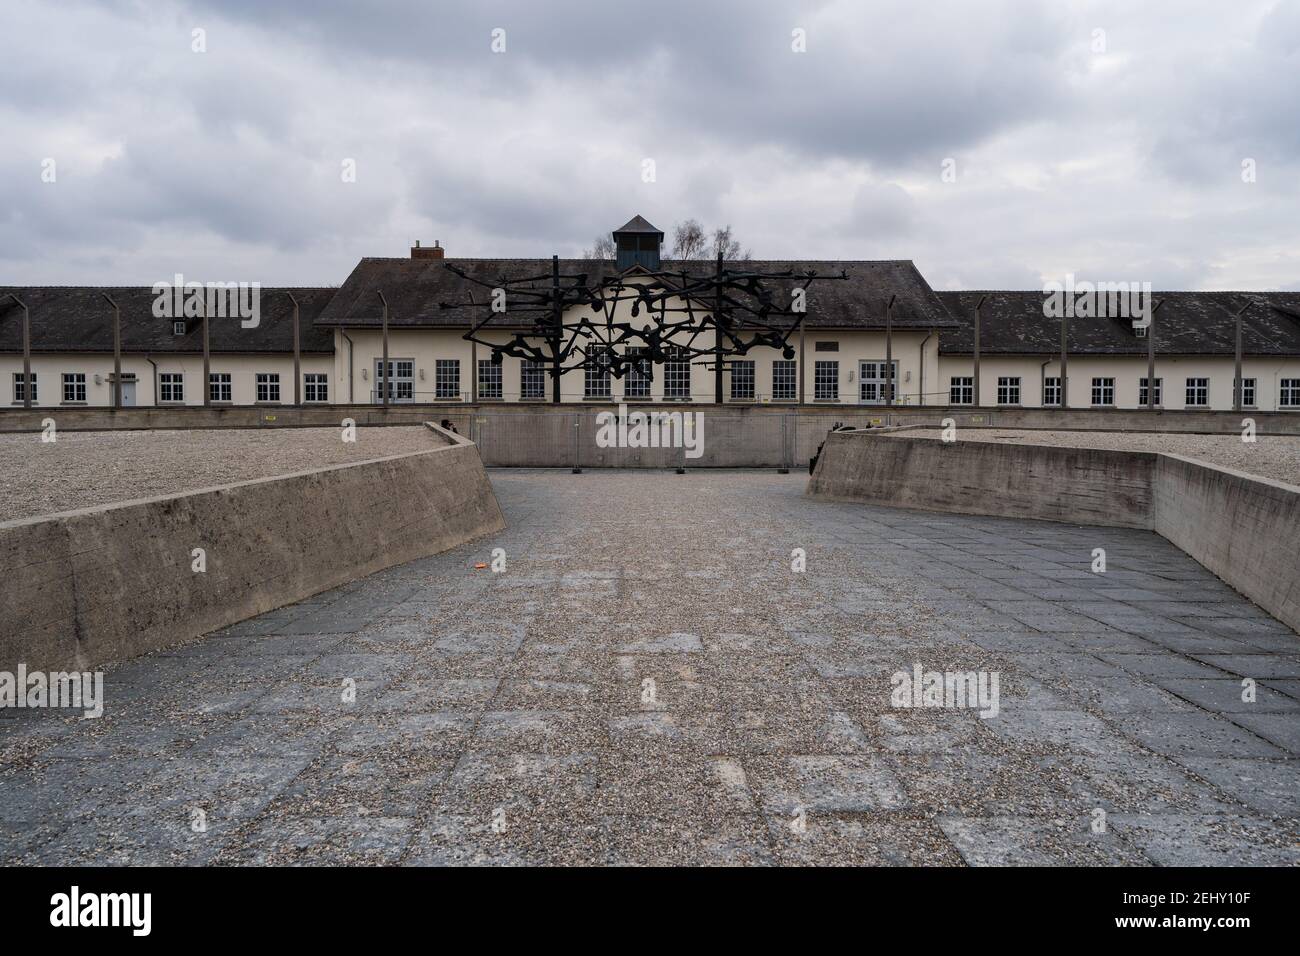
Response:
[411,239,445,260]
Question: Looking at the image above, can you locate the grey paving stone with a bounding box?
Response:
[1111,712,1287,758]
[937,816,1150,866]
[1174,758,1300,816]
[1220,712,1300,755]
[1106,814,1300,866]
[1153,678,1300,714]
[1191,655,1300,679]
[747,755,910,813]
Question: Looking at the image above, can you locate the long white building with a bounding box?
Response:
[4,216,1299,412]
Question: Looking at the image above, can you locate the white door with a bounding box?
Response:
[120,382,136,406]
[858,360,897,404]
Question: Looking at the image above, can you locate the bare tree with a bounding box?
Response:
[581,234,616,259]
[711,224,751,262]
[670,219,749,260]
[670,219,707,260]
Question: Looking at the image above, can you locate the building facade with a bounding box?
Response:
[4,218,1300,412]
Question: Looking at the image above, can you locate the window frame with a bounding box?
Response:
[1138,376,1162,407]
[1280,379,1300,408]
[996,376,1021,406]
[813,360,839,401]
[255,372,282,404]
[12,372,37,404]
[476,360,503,400]
[1090,377,1115,407]
[950,376,973,406]
[662,347,691,400]
[520,360,546,400]
[729,359,755,401]
[772,359,797,402]
[158,372,185,404]
[303,373,329,404]
[209,372,233,404]
[62,372,87,404]
[433,359,459,401]
[1042,376,1061,407]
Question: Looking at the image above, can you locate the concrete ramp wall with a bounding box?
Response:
[1152,454,1300,633]
[0,424,505,672]
[808,430,1300,634]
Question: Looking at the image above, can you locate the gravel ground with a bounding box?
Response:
[1,471,1295,866]
[900,428,1300,486]
[0,426,445,523]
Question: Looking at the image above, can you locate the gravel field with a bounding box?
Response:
[901,428,1300,486]
[0,426,445,523]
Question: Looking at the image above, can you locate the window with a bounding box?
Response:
[623,347,651,399]
[433,360,458,400]
[1185,377,1208,407]
[858,360,898,404]
[996,376,1021,405]
[256,372,281,403]
[1281,379,1300,407]
[730,360,755,400]
[12,374,36,403]
[814,360,839,400]
[772,360,797,401]
[172,321,186,336]
[1042,376,1061,407]
[209,373,232,403]
[814,341,839,352]
[159,372,184,403]
[1091,377,1115,407]
[477,360,502,400]
[1235,377,1256,407]
[521,360,546,400]
[304,373,328,403]
[1133,325,1147,338]
[584,347,612,399]
[376,360,415,401]
[1138,377,1162,407]
[663,347,691,399]
[950,376,973,405]
[62,373,86,403]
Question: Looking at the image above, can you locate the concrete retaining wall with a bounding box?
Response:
[807,432,1154,528]
[1153,455,1300,633]
[0,424,505,672]
[808,430,1300,633]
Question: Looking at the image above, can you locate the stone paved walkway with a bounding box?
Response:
[2,470,1297,865]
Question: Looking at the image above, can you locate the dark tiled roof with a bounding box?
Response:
[0,287,338,354]
[936,291,1300,356]
[315,257,958,331]
[612,215,663,237]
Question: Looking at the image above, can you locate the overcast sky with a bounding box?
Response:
[2,0,1297,290]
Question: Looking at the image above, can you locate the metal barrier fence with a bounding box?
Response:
[448,408,903,469]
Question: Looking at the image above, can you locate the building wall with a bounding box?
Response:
[937,354,1300,411]
[1,353,333,408]
[6,337,1298,411]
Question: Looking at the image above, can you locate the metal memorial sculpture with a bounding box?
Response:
[441,255,849,403]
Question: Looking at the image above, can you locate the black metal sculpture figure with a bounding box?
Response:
[440,255,849,403]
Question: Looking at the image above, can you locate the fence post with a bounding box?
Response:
[572,413,582,474]
[676,430,686,475]
[779,414,790,473]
